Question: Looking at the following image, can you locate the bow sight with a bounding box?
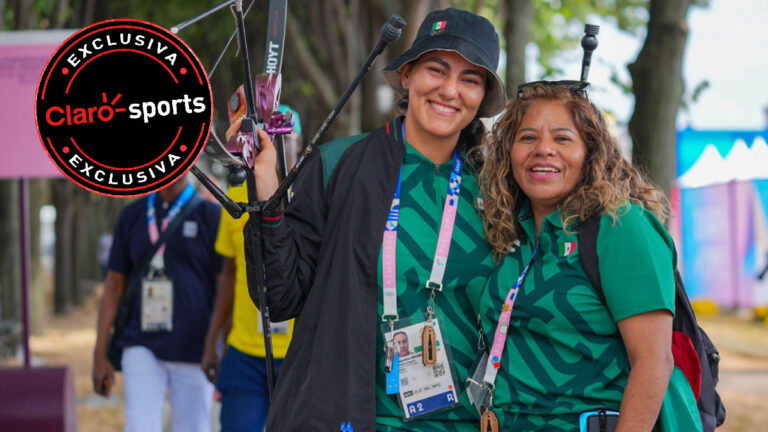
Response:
[172,0,405,397]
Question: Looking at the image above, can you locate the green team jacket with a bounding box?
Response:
[261,117,494,432]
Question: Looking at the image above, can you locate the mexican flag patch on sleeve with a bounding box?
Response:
[558,241,577,257]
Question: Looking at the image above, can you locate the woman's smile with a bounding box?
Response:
[511,99,586,216]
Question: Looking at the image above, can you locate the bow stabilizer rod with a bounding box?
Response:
[580,24,600,83]
[263,13,406,212]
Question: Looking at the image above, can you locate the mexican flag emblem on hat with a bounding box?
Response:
[559,242,577,257]
[431,20,447,34]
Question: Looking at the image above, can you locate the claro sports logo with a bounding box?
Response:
[35,19,212,197]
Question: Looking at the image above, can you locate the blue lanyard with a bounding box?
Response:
[386,122,464,231]
[388,151,463,219]
[511,243,539,296]
[147,183,195,241]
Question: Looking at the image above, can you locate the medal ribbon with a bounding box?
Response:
[146,183,195,269]
[381,122,464,321]
[482,243,539,386]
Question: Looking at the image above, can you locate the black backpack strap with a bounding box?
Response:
[578,212,606,304]
[578,210,725,431]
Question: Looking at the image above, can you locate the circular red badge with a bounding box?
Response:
[35,19,213,197]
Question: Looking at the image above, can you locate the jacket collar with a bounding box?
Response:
[389,116,466,171]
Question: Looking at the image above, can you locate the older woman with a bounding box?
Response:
[229,8,506,431]
[475,83,702,431]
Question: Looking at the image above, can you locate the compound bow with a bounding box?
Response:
[172,0,404,397]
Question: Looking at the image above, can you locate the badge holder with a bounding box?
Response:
[380,311,462,421]
[141,255,173,332]
[466,352,500,432]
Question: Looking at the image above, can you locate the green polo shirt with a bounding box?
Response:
[374,140,495,432]
[478,202,676,430]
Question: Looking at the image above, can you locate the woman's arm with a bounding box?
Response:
[615,309,674,432]
[226,119,326,321]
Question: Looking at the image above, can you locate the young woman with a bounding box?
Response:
[228,8,506,432]
[476,83,703,431]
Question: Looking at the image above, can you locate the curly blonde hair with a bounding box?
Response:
[479,83,669,258]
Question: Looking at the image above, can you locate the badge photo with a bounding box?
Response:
[381,315,461,420]
[141,277,173,332]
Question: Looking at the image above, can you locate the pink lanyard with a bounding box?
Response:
[482,242,540,386]
[381,147,463,323]
[146,184,195,269]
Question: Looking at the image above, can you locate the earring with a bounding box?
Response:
[402,82,408,89]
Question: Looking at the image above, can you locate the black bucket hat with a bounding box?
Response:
[382,8,505,118]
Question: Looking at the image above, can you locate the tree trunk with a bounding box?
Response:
[80,0,96,26]
[402,0,430,48]
[52,180,77,314]
[93,0,111,23]
[0,0,6,31]
[29,180,49,336]
[504,0,533,97]
[628,0,694,195]
[12,0,34,29]
[71,190,89,306]
[286,11,339,116]
[345,0,362,136]
[52,0,70,29]
[0,180,20,322]
[361,4,388,132]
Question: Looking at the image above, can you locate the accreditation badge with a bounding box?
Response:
[381,315,460,420]
[257,313,290,335]
[466,351,494,416]
[141,277,173,331]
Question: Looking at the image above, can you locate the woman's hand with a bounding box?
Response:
[615,309,674,432]
[226,118,280,201]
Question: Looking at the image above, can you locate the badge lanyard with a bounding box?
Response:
[381,124,465,417]
[381,123,464,328]
[464,243,539,430]
[483,242,540,389]
[146,183,195,271]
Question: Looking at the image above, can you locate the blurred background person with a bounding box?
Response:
[97,229,113,279]
[91,176,222,432]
